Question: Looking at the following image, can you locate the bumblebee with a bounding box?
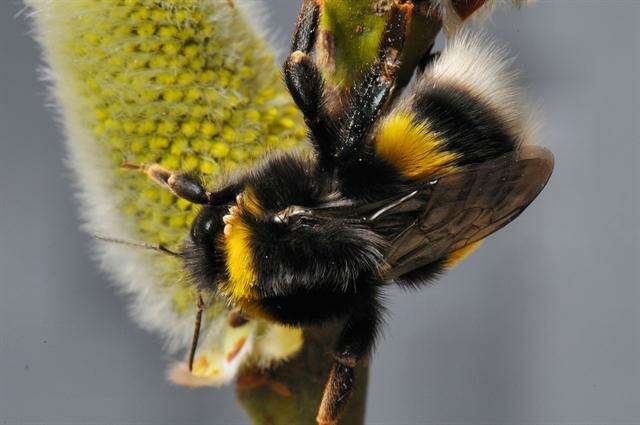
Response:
[119,2,553,423]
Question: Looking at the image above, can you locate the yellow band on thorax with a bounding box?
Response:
[222,218,258,303]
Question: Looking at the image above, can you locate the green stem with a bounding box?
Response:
[319,0,441,87]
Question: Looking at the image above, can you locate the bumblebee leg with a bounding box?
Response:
[336,3,413,166]
[291,0,320,53]
[284,0,337,165]
[122,163,211,204]
[284,52,337,165]
[188,293,205,372]
[317,294,382,425]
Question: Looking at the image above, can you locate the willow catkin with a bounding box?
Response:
[27,0,304,385]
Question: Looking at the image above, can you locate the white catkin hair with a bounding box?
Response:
[416,31,540,147]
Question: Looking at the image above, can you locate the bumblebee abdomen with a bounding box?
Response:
[375,32,537,182]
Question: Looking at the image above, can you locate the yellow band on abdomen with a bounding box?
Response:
[375,111,459,180]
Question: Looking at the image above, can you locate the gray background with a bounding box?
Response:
[1,0,638,424]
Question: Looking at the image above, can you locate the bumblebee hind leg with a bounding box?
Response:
[317,286,383,425]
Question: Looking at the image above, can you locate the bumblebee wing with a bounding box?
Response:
[371,145,554,281]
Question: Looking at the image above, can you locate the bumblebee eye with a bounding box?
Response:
[190,218,210,242]
[190,208,222,243]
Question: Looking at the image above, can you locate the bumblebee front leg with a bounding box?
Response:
[317,293,382,425]
[283,0,337,164]
[336,3,413,166]
[122,163,211,205]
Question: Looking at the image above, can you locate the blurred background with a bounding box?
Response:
[1,1,638,424]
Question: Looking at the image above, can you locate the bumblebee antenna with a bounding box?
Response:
[188,293,205,372]
[91,234,182,258]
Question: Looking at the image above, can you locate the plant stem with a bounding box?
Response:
[237,325,368,424]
